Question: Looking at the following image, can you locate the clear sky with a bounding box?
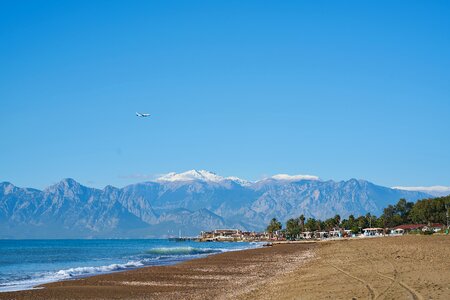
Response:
[1,1,450,189]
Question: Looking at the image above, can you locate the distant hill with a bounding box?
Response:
[0,170,431,238]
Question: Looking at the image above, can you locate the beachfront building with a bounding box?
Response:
[300,229,351,240]
[390,228,405,235]
[392,224,425,234]
[328,230,341,239]
[389,224,445,235]
[199,229,270,241]
[241,231,270,241]
[363,228,385,237]
[315,231,328,239]
[200,229,242,241]
[343,229,353,237]
[271,230,286,240]
[422,223,445,232]
[301,231,313,239]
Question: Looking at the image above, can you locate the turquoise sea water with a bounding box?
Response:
[0,239,260,292]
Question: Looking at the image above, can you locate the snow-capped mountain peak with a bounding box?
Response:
[224,176,252,186]
[156,170,317,185]
[156,170,249,184]
[271,174,320,181]
[156,170,223,182]
[392,186,450,197]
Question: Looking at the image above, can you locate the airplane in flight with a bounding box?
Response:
[136,112,150,117]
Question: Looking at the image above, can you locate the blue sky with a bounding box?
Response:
[1,1,450,189]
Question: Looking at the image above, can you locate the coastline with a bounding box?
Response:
[1,235,448,299]
[0,240,262,293]
[0,242,316,300]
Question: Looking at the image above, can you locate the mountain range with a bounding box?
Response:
[0,170,432,238]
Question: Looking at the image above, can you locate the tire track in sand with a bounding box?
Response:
[373,261,423,300]
[362,253,423,300]
[360,255,423,300]
[372,261,397,300]
[342,260,396,300]
[327,263,376,300]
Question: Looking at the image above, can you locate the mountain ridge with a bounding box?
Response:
[0,171,433,238]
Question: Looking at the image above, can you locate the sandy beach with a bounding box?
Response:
[1,235,448,300]
[240,235,449,300]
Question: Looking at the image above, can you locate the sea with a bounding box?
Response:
[0,239,261,292]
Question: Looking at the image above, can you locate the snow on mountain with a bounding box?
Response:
[0,171,435,238]
[225,176,252,186]
[271,174,320,181]
[156,170,223,182]
[392,186,450,197]
[156,170,320,185]
[156,170,250,185]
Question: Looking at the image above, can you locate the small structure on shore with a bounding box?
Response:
[328,230,341,238]
[392,224,425,234]
[422,223,445,232]
[198,222,445,243]
[390,228,405,235]
[389,223,445,235]
[199,229,269,242]
[363,228,385,237]
[301,231,313,239]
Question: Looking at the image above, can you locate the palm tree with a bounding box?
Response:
[299,214,305,233]
[365,212,373,228]
[267,218,282,238]
[334,214,341,229]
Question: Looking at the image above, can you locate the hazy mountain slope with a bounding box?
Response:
[0,171,432,238]
[0,179,150,238]
[246,179,428,224]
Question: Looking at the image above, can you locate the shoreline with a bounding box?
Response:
[0,241,264,294]
[1,235,448,299]
[0,242,317,299]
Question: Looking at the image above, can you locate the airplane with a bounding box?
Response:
[136,112,150,117]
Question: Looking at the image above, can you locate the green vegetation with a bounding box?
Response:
[266,218,282,236]
[267,196,450,236]
[285,218,300,239]
[409,197,449,224]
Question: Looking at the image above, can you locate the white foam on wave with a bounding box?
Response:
[0,259,152,293]
[145,244,263,256]
[0,243,263,293]
[54,260,145,278]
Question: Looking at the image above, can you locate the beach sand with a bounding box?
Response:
[1,235,448,300]
[239,235,450,300]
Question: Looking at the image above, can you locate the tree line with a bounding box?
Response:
[266,195,450,239]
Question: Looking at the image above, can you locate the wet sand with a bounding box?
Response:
[0,242,316,300]
[1,235,449,300]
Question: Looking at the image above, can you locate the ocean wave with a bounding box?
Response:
[54,260,146,278]
[0,243,263,293]
[0,259,155,293]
